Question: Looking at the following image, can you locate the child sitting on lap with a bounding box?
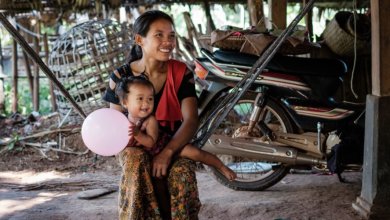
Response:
[116,75,237,181]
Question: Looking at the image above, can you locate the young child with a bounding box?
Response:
[116,75,237,181]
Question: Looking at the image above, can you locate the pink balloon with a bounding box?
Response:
[81,108,129,156]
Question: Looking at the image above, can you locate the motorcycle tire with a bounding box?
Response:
[200,92,294,191]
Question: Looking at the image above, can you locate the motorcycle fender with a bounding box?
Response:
[197,81,229,115]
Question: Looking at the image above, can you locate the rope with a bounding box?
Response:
[350,0,359,99]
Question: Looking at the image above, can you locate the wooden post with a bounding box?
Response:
[12,37,18,113]
[269,0,287,30]
[22,51,34,97]
[43,33,57,111]
[352,1,390,219]
[203,0,216,34]
[17,24,34,102]
[303,0,313,41]
[248,0,264,26]
[0,75,4,113]
[33,24,40,112]
[182,12,199,59]
[183,11,206,56]
[0,33,4,113]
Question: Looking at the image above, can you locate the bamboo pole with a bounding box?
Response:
[43,33,57,111]
[33,23,40,112]
[182,11,201,57]
[12,36,18,113]
[0,77,4,113]
[17,19,36,111]
[17,23,34,103]
[0,33,4,113]
[304,0,314,41]
[0,13,86,118]
[22,51,34,98]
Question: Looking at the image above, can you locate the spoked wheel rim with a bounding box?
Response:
[203,94,293,190]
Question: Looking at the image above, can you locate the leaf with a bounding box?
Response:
[7,135,19,151]
[7,141,15,150]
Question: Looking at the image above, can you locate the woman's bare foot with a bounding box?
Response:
[219,165,237,181]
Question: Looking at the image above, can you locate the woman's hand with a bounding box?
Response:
[152,97,198,177]
[152,148,174,178]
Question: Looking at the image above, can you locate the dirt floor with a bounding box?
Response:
[0,149,364,220]
[0,115,364,220]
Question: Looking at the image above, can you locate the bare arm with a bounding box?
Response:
[164,97,198,154]
[133,116,159,149]
[152,96,198,177]
[108,71,122,111]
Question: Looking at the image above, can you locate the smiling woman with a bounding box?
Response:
[103,10,201,219]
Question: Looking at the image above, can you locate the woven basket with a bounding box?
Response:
[212,35,245,50]
[49,20,132,124]
[198,35,212,47]
[0,0,41,11]
[322,11,370,57]
[205,33,314,55]
[278,40,316,55]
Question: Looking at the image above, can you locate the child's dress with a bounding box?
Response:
[129,116,171,156]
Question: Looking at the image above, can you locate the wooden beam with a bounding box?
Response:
[269,0,287,30]
[371,0,390,96]
[248,0,264,26]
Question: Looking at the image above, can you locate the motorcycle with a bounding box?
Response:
[193,48,365,191]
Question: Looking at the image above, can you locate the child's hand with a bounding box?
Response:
[128,121,142,136]
[127,122,140,147]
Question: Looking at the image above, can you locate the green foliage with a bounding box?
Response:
[0,28,12,48]
[3,78,52,116]
[7,135,19,151]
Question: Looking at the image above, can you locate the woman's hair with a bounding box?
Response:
[115,75,155,104]
[127,10,174,63]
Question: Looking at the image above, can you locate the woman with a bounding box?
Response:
[103,10,201,220]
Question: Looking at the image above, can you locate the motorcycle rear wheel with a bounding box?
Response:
[201,93,294,191]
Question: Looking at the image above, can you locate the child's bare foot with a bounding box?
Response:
[219,165,237,181]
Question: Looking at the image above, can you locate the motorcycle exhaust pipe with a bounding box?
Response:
[202,135,326,165]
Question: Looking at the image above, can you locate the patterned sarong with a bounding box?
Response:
[118,147,201,220]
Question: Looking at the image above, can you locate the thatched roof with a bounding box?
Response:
[0,0,370,14]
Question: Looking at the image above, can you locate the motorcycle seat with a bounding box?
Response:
[212,49,347,77]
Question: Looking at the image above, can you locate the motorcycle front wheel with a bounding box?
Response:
[200,93,294,191]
